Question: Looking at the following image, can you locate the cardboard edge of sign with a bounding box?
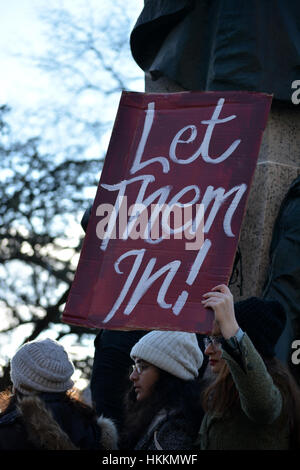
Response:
[61,90,273,334]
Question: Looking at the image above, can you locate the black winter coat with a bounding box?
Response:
[0,392,118,450]
[134,408,200,451]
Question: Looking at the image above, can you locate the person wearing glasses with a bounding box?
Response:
[198,284,300,450]
[119,330,205,450]
[203,335,224,375]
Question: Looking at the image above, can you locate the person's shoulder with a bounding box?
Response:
[154,412,195,450]
[0,409,19,427]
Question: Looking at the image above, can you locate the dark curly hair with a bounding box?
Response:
[119,368,204,449]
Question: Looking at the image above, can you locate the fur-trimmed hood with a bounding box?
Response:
[17,394,118,450]
[96,415,118,450]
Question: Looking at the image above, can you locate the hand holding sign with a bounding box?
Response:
[202,285,239,339]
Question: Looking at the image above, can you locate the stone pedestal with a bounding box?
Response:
[145,75,300,300]
[233,106,300,300]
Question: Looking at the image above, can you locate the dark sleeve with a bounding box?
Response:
[221,337,246,372]
[90,329,147,431]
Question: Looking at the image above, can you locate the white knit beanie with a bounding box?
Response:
[10,338,75,395]
[130,330,203,380]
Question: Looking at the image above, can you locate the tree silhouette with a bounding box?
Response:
[0,104,102,389]
[0,1,143,391]
[21,0,143,163]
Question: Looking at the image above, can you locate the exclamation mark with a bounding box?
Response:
[172,239,212,315]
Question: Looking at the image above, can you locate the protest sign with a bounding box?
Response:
[62,91,272,333]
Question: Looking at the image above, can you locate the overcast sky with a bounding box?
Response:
[0,1,46,106]
[0,0,143,108]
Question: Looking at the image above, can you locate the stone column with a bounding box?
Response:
[145,75,300,301]
[234,106,300,300]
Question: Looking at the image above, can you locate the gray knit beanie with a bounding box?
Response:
[130,330,203,380]
[10,338,75,395]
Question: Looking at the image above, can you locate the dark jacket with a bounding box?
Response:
[134,408,199,451]
[0,392,118,450]
[262,175,300,377]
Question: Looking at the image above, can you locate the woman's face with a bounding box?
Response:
[129,358,160,401]
[204,322,225,374]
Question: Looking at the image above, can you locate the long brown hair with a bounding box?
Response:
[201,362,239,414]
[266,358,300,449]
[202,357,300,448]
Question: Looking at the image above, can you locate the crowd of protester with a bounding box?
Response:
[1,282,300,451]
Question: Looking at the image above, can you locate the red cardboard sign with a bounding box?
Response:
[62,91,272,333]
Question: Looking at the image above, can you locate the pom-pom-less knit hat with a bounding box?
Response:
[234,297,286,358]
[130,330,203,380]
[10,338,75,395]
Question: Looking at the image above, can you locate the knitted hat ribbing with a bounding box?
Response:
[234,297,286,358]
[10,338,75,395]
[130,330,203,380]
